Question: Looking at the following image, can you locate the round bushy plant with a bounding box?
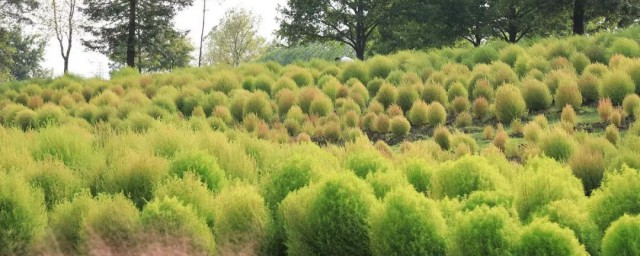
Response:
[401,159,435,195]
[243,92,274,121]
[571,53,591,74]
[433,125,451,150]
[452,96,470,114]
[169,150,226,193]
[101,152,168,209]
[346,150,390,178]
[368,56,395,79]
[426,102,447,126]
[26,160,81,210]
[490,61,518,86]
[515,219,587,256]
[286,67,314,87]
[262,154,318,210]
[0,172,47,255]
[430,155,506,199]
[455,112,473,128]
[610,37,640,58]
[623,94,640,117]
[390,115,411,137]
[375,83,398,108]
[369,187,447,256]
[374,114,391,133]
[141,197,216,254]
[396,85,419,113]
[561,105,577,125]
[534,200,601,256]
[80,194,140,253]
[309,96,334,117]
[154,173,216,229]
[367,78,385,96]
[279,173,376,256]
[449,206,517,256]
[601,215,640,256]
[421,83,448,105]
[605,124,620,144]
[521,79,552,112]
[409,100,429,125]
[578,73,600,103]
[472,79,494,100]
[569,148,604,196]
[15,109,37,130]
[495,85,527,123]
[472,47,499,64]
[340,61,369,83]
[555,82,583,109]
[447,82,468,101]
[589,167,640,231]
[365,170,411,199]
[537,128,577,162]
[473,97,490,119]
[600,70,635,105]
[214,184,269,253]
[48,193,96,254]
[514,157,584,222]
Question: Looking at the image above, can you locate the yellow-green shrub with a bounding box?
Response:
[600,70,635,105]
[515,219,587,256]
[430,155,506,199]
[169,150,226,193]
[601,215,640,256]
[449,206,517,256]
[495,85,527,123]
[426,102,447,126]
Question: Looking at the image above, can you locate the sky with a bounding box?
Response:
[41,0,287,78]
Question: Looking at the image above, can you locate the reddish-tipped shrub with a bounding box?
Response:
[599,98,614,123]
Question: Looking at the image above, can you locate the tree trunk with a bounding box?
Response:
[573,0,586,35]
[198,0,206,67]
[63,57,69,74]
[126,0,137,68]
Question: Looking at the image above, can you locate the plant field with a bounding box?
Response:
[3,28,640,256]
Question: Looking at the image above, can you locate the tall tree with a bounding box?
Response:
[490,0,567,43]
[81,0,194,69]
[204,8,266,66]
[278,0,387,60]
[0,0,39,23]
[39,0,80,74]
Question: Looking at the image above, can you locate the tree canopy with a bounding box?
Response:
[204,8,266,67]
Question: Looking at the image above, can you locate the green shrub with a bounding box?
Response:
[472,79,494,100]
[141,197,216,254]
[421,83,448,105]
[340,61,369,83]
[455,112,473,128]
[601,215,640,256]
[346,150,390,178]
[243,92,274,121]
[400,159,435,194]
[36,103,65,126]
[433,125,451,150]
[449,206,517,256]
[365,170,410,199]
[521,79,552,112]
[555,82,583,109]
[538,128,576,162]
[495,85,527,123]
[500,45,525,66]
[214,184,269,254]
[390,116,411,137]
[366,78,385,96]
[426,102,447,126]
[286,67,314,87]
[473,97,490,119]
[514,157,584,222]
[561,104,577,125]
[274,77,298,92]
[0,172,47,255]
[262,154,319,210]
[80,194,140,253]
[605,124,620,145]
[569,148,605,196]
[253,74,274,95]
[490,61,518,86]
[447,82,468,101]
[15,109,37,130]
[126,112,154,132]
[578,73,600,103]
[535,200,601,255]
[451,132,480,155]
[431,155,506,199]
[279,173,376,256]
[515,219,587,256]
[589,167,640,231]
[472,47,499,64]
[375,83,398,108]
[26,160,81,210]
[373,114,391,133]
[169,150,226,193]
[571,53,591,74]
[396,85,419,113]
[32,126,95,171]
[610,37,640,58]
[49,193,95,254]
[368,56,395,79]
[623,94,640,117]
[600,70,635,105]
[309,96,334,117]
[101,152,168,209]
[409,100,429,125]
[154,173,216,230]
[369,187,447,256]
[626,60,640,94]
